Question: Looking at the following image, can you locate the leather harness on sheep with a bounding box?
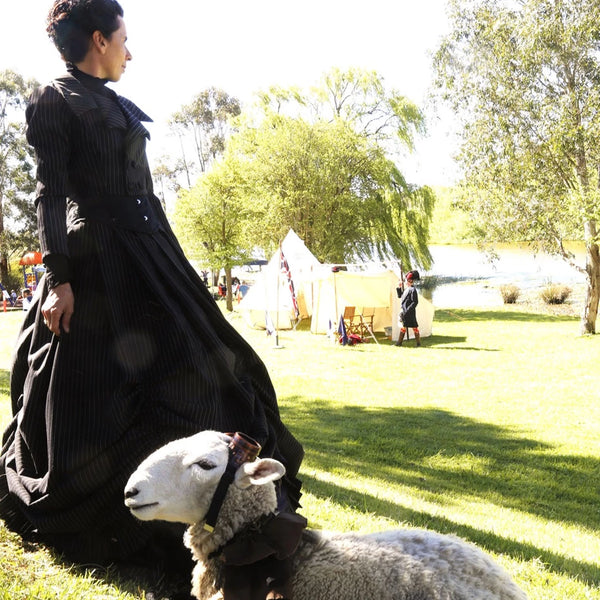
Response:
[203,432,261,532]
[203,432,307,600]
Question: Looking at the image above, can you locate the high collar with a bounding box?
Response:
[66,63,111,95]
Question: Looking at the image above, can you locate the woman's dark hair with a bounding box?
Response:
[46,0,124,63]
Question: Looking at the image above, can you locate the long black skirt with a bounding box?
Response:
[0,219,303,563]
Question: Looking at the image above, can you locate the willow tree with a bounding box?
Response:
[434,0,600,334]
[229,68,434,270]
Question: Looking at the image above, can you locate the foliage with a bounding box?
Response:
[2,267,24,295]
[0,70,38,287]
[174,159,253,267]
[417,275,440,293]
[169,87,241,185]
[222,68,435,268]
[500,284,521,304]
[428,186,478,244]
[310,67,426,152]
[173,158,255,310]
[151,155,186,207]
[433,0,600,333]
[540,283,572,304]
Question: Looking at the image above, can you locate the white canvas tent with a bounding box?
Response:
[238,229,434,339]
[309,269,434,339]
[238,229,321,330]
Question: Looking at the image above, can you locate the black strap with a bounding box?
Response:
[204,460,236,532]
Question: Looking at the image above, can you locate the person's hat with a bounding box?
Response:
[406,272,414,281]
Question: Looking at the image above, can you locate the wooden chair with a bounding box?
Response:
[358,307,378,343]
[342,306,361,336]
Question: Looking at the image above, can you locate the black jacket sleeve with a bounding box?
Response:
[26,85,73,287]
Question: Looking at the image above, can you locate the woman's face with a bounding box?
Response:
[99,16,132,81]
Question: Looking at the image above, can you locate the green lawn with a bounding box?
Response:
[0,304,599,599]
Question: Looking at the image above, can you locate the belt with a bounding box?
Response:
[68,194,160,233]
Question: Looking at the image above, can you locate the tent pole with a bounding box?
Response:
[274,243,283,348]
[276,257,280,346]
[333,268,338,326]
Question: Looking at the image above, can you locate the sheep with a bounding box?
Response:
[124,430,528,600]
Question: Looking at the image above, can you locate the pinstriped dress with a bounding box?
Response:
[0,67,303,563]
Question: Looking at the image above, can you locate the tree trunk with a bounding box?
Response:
[581,219,600,334]
[0,190,7,285]
[0,254,8,288]
[224,266,234,312]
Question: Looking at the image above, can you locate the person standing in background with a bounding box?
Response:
[396,272,420,347]
[21,288,33,311]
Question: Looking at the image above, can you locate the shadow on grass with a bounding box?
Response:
[414,335,501,351]
[378,334,499,351]
[417,335,468,346]
[435,308,579,323]
[282,399,600,584]
[301,472,600,585]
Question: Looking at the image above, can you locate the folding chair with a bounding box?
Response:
[342,306,361,336]
[358,307,378,344]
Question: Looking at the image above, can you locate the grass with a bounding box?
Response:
[0,304,599,599]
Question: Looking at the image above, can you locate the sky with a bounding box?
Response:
[0,0,458,186]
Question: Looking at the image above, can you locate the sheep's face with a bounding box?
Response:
[125,431,231,524]
[124,430,286,525]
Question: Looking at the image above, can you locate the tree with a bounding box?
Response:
[169,87,241,183]
[227,68,434,269]
[434,0,600,334]
[0,70,38,287]
[152,155,186,210]
[173,159,254,311]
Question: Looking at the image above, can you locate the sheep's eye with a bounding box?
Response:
[193,459,215,471]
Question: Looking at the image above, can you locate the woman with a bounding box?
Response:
[0,0,303,582]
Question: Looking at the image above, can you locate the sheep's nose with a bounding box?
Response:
[124,487,139,499]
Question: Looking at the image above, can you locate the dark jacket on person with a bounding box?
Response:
[400,285,419,328]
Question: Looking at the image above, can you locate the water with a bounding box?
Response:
[425,243,586,307]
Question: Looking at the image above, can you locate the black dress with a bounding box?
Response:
[0,66,303,564]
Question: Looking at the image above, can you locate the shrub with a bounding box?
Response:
[499,284,520,304]
[540,283,572,305]
[418,275,439,292]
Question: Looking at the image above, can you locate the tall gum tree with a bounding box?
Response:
[169,87,241,185]
[0,70,38,287]
[434,0,600,334]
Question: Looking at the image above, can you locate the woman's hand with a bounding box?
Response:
[42,282,74,335]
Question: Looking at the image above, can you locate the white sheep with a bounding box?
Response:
[124,430,528,600]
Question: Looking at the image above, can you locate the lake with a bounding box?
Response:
[426,243,586,307]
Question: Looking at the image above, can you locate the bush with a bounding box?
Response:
[416,275,438,300]
[500,284,520,304]
[540,283,572,305]
[2,271,24,296]
[418,275,439,292]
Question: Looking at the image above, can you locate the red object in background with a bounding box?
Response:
[19,251,43,266]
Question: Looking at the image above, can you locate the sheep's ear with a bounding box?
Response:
[235,458,286,489]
